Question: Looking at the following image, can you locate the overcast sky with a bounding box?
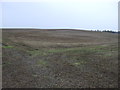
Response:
[1,0,119,31]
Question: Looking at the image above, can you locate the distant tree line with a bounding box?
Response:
[91,30,119,33]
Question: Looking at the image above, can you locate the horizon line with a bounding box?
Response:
[0,27,119,32]
[0,27,118,31]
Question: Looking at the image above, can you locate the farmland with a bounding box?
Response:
[2,29,118,88]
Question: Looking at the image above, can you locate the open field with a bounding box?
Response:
[2,29,118,88]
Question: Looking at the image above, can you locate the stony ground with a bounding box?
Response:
[2,29,118,88]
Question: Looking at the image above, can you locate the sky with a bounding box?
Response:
[0,0,119,31]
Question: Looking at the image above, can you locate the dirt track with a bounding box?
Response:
[2,29,118,88]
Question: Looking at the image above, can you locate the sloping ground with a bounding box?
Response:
[2,29,118,88]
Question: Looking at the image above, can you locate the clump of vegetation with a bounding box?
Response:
[73,62,82,66]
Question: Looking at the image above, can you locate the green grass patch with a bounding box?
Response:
[32,74,38,77]
[2,45,14,49]
[2,62,12,66]
[69,56,88,66]
[27,45,116,57]
[71,60,87,67]
[73,62,81,66]
[27,50,48,56]
[36,60,48,67]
